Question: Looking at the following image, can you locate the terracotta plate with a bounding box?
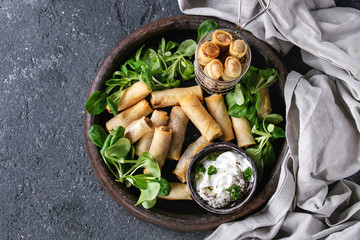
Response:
[84,15,288,232]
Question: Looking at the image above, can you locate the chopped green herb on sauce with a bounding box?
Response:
[226,185,243,200]
[208,165,218,175]
[196,163,206,174]
[243,167,253,181]
[208,154,217,161]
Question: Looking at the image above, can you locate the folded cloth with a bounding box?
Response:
[178,0,360,239]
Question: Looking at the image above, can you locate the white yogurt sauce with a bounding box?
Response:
[195,151,253,208]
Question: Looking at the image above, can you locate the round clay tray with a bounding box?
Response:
[84,15,288,232]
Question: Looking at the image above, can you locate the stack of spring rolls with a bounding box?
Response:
[197,29,249,81]
[104,80,272,201]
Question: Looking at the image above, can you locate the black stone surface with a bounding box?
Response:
[1,1,359,239]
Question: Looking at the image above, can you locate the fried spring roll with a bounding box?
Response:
[150,85,203,109]
[124,117,153,144]
[258,87,272,120]
[203,59,223,81]
[212,29,233,53]
[135,110,169,156]
[106,81,151,113]
[179,92,222,142]
[106,99,153,131]
[228,39,248,59]
[148,126,172,169]
[157,182,192,200]
[173,136,211,183]
[231,116,256,148]
[205,94,235,142]
[222,56,242,81]
[167,106,189,160]
[197,42,220,67]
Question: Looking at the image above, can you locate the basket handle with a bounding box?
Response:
[237,0,272,34]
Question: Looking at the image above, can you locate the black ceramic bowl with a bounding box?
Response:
[186,142,258,214]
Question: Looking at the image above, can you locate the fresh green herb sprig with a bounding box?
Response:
[226,66,284,180]
[85,38,197,116]
[245,114,285,180]
[208,165,218,175]
[85,19,218,116]
[88,124,171,209]
[226,66,279,127]
[196,163,206,174]
[153,38,197,89]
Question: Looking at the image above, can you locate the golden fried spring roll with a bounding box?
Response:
[222,56,242,81]
[135,110,169,156]
[124,117,153,144]
[157,182,192,200]
[257,87,272,120]
[212,29,233,53]
[173,136,210,183]
[205,94,235,142]
[150,85,203,108]
[228,39,248,59]
[148,126,172,169]
[231,116,256,148]
[197,42,220,67]
[106,99,153,131]
[106,81,151,113]
[179,92,222,142]
[167,106,189,160]
[203,59,223,80]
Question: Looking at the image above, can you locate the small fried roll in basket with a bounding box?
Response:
[228,39,248,59]
[197,41,220,67]
[211,29,233,53]
[222,56,242,81]
[203,59,224,81]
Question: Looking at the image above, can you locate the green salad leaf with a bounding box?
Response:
[225,66,284,180]
[177,39,197,57]
[88,125,171,209]
[135,181,160,207]
[85,91,107,115]
[196,19,219,42]
[157,178,171,197]
[86,37,196,116]
[88,124,108,148]
[85,19,219,116]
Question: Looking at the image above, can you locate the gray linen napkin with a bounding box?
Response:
[178,0,360,239]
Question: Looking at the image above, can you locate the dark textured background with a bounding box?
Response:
[1,1,359,239]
